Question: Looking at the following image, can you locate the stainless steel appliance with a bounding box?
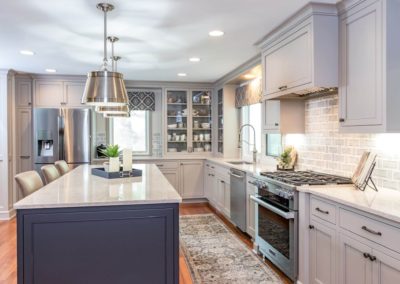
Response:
[34,108,91,174]
[230,168,247,232]
[251,171,352,281]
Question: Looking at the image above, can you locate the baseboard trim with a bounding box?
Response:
[0,208,16,220]
[182,198,208,204]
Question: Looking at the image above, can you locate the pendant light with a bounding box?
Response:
[104,112,130,118]
[96,36,130,115]
[81,3,128,106]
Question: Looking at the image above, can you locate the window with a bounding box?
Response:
[241,103,262,157]
[112,111,151,155]
[266,134,282,157]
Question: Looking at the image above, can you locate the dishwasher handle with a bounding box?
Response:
[229,170,245,179]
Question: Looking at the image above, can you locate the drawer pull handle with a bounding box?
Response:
[156,164,164,167]
[268,249,276,256]
[278,85,288,90]
[315,207,329,214]
[361,226,382,236]
[309,225,315,230]
[248,181,257,185]
[369,255,377,262]
[363,253,370,259]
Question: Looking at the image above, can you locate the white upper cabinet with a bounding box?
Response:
[34,79,87,108]
[257,3,338,99]
[338,0,400,132]
[63,81,86,107]
[15,79,32,107]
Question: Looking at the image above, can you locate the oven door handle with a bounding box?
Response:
[250,195,295,220]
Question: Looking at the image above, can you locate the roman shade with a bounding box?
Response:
[235,78,262,108]
[127,90,156,111]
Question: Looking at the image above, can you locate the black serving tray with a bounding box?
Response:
[91,167,142,179]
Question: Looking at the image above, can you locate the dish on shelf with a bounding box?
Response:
[168,148,177,152]
[168,124,177,129]
[201,123,210,129]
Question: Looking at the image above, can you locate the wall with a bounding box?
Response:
[285,94,400,191]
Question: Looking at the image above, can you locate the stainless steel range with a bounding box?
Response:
[251,171,352,282]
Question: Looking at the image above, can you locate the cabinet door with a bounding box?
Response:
[160,169,179,193]
[16,80,32,107]
[215,177,225,211]
[264,25,312,96]
[223,180,230,218]
[34,80,64,107]
[372,248,400,284]
[309,221,336,284]
[64,81,86,107]
[339,233,373,284]
[263,100,280,131]
[339,1,382,127]
[246,179,257,238]
[180,161,204,198]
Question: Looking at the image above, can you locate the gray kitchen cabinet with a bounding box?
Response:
[246,176,257,238]
[309,220,336,284]
[262,99,305,133]
[204,163,216,204]
[34,80,64,107]
[180,161,204,198]
[372,247,400,284]
[339,233,372,284]
[63,81,86,107]
[160,169,180,193]
[257,3,338,99]
[338,0,400,132]
[15,79,32,107]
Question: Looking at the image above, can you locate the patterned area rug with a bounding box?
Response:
[180,214,283,284]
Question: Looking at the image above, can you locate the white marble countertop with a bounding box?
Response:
[14,164,182,210]
[298,184,400,223]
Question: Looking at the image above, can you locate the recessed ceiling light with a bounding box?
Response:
[244,74,256,79]
[209,30,224,37]
[20,50,35,56]
[189,57,201,62]
[45,68,57,73]
[177,73,187,77]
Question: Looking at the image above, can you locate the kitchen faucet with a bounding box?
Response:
[238,124,258,164]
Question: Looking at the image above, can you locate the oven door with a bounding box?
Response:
[251,195,298,281]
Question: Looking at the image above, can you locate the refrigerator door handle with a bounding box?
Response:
[57,115,64,161]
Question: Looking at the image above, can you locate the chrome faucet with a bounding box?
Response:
[238,124,258,164]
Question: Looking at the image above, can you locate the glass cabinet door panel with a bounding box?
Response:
[191,90,212,153]
[167,90,188,153]
[217,89,223,153]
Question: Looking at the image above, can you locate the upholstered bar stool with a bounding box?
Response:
[41,165,61,184]
[15,171,44,198]
[55,160,70,176]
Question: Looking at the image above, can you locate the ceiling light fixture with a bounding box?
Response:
[177,73,187,77]
[96,36,130,117]
[209,30,224,37]
[20,50,35,56]
[45,68,57,73]
[81,3,128,107]
[189,57,201,62]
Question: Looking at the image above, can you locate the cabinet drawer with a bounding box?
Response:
[154,161,179,169]
[340,208,400,253]
[311,197,336,224]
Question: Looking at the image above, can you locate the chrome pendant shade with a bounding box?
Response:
[96,104,129,114]
[81,3,128,107]
[104,112,130,118]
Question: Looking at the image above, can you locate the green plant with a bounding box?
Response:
[277,146,296,169]
[100,144,120,158]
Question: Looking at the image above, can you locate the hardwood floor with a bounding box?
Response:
[0,203,291,284]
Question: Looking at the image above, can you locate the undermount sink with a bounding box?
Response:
[227,161,253,165]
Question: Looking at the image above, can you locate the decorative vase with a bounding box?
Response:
[108,157,120,172]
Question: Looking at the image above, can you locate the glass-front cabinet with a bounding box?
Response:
[165,89,212,155]
[217,89,223,154]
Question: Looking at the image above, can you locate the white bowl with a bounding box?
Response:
[168,124,177,129]
[201,123,210,129]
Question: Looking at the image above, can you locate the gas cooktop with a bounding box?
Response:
[259,171,352,186]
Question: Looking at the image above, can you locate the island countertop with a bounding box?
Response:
[14,164,182,209]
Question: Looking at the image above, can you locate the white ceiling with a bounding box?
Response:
[0,0,337,82]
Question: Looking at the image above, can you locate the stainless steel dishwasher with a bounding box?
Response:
[230,168,247,232]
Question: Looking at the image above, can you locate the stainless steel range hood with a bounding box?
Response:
[288,87,338,99]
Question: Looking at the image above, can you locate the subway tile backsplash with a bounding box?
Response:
[285,94,400,191]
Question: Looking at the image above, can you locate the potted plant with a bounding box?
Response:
[100,144,120,172]
[277,146,297,170]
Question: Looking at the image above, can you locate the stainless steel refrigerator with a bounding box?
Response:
[33,108,91,175]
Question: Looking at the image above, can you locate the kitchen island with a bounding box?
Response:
[14,164,182,284]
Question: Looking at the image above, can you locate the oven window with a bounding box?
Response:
[258,205,290,259]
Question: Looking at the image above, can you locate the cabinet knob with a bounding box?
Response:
[28,102,32,106]
[274,123,279,126]
[339,118,345,122]
[309,225,315,230]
